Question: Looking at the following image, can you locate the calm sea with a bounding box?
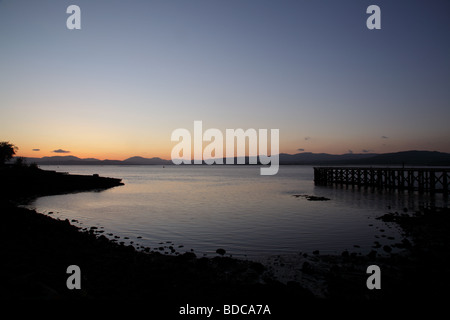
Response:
[26,165,447,258]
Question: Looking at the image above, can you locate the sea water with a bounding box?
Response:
[26,165,447,258]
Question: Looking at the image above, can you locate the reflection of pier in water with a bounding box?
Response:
[313,182,448,212]
[314,167,450,196]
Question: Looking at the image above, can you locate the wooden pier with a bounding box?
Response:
[314,167,450,195]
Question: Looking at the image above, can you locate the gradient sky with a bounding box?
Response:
[1,0,449,160]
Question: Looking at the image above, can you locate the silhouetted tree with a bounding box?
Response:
[0,141,18,166]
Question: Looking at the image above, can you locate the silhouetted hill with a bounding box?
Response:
[123,156,171,165]
[279,150,450,165]
[21,150,450,166]
[353,150,450,166]
[23,156,171,165]
[278,152,376,164]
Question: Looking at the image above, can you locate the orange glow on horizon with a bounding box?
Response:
[8,130,450,161]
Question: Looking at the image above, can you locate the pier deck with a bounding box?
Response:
[314,167,450,195]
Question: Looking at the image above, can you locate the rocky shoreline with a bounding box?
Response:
[1,167,449,311]
[271,205,450,303]
[0,203,309,299]
[0,167,314,314]
[0,165,123,202]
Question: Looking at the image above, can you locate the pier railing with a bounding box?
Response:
[314,167,450,195]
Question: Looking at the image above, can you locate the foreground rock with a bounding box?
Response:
[0,202,313,306]
[292,194,330,201]
[270,206,450,303]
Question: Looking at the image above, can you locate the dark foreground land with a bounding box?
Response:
[1,167,449,313]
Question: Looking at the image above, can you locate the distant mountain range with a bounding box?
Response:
[20,150,450,166]
[280,150,450,165]
[23,155,172,166]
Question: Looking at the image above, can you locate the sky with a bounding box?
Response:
[1,0,449,160]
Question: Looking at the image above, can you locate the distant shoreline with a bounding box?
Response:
[16,150,450,166]
[0,166,123,203]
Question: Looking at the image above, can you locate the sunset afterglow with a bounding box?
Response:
[1,1,449,160]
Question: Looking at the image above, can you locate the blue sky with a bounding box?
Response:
[1,0,449,159]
